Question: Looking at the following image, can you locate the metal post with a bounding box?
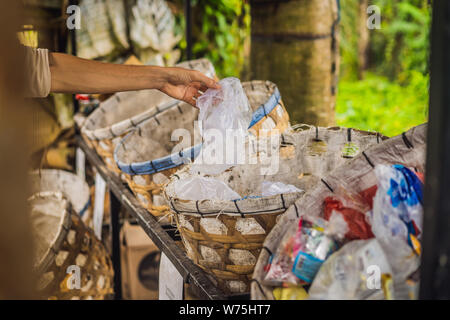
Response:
[185,0,192,60]
[110,191,123,300]
[420,1,450,300]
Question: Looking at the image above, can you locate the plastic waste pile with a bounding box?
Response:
[263,164,424,300]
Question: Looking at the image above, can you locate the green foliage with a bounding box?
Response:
[336,71,429,137]
[337,0,431,136]
[371,0,430,80]
[339,0,360,80]
[173,0,250,78]
[339,0,431,81]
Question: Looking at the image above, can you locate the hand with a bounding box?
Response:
[158,67,220,107]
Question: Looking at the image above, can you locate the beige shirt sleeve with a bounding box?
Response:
[24,47,51,98]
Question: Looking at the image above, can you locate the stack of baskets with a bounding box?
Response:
[29,191,114,300]
[81,58,216,175]
[29,169,92,226]
[250,124,427,300]
[114,80,291,221]
[163,125,386,293]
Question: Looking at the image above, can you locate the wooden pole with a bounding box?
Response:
[250,0,340,126]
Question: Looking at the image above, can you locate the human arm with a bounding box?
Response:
[48,52,219,106]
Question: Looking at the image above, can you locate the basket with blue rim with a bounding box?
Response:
[114,80,290,221]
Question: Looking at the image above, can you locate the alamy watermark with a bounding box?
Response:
[66,265,81,290]
[367,5,381,30]
[66,5,81,30]
[366,265,381,289]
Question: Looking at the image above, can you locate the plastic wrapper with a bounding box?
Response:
[322,181,375,240]
[261,181,303,197]
[324,197,374,240]
[191,78,253,175]
[369,164,423,281]
[264,217,339,286]
[309,239,393,300]
[173,176,240,201]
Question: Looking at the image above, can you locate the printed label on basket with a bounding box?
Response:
[76,147,86,180]
[93,172,106,240]
[292,251,324,283]
[159,253,184,300]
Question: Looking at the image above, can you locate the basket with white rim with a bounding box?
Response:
[251,124,427,300]
[163,125,386,294]
[81,58,216,175]
[114,80,290,221]
[29,169,92,226]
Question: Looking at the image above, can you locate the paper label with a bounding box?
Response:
[93,172,106,240]
[292,252,324,283]
[76,147,86,180]
[159,253,184,300]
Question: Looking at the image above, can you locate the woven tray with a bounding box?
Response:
[250,123,427,300]
[164,125,385,294]
[29,192,114,300]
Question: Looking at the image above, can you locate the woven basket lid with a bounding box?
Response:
[28,192,72,275]
[29,169,90,218]
[81,58,216,141]
[164,125,385,218]
[250,123,427,300]
[114,80,285,176]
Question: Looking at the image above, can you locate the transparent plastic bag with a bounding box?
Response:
[191,77,253,175]
[309,239,393,300]
[173,176,240,201]
[261,181,303,197]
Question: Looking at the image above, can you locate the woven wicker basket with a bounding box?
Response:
[114,80,290,221]
[164,125,386,294]
[29,169,92,226]
[250,123,427,300]
[29,192,114,300]
[81,58,216,175]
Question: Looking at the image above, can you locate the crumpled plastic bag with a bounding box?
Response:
[369,164,423,281]
[174,176,241,201]
[324,197,374,240]
[191,77,253,175]
[261,181,303,197]
[309,239,393,300]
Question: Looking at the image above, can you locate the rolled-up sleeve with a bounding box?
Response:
[24,47,51,98]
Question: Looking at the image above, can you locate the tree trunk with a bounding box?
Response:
[358,0,370,79]
[250,0,340,126]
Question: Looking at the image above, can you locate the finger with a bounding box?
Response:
[191,71,220,89]
[189,82,206,95]
[183,86,200,107]
[193,91,202,99]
